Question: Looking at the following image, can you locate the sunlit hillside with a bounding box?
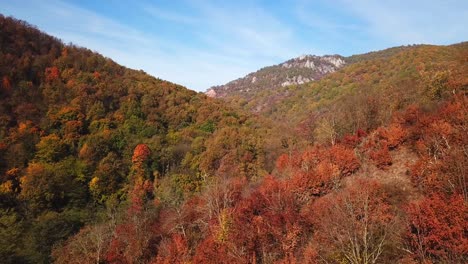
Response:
[0,10,466,264]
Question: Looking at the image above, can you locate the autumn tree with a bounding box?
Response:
[230,176,305,263]
[278,144,360,202]
[89,152,127,203]
[409,97,468,200]
[34,134,67,162]
[314,114,338,145]
[404,194,467,263]
[45,66,60,82]
[309,178,400,264]
[153,234,191,264]
[20,158,87,212]
[52,223,112,264]
[104,144,156,263]
[1,75,11,94]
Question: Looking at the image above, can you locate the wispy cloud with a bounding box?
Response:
[143,5,199,25]
[2,0,310,91]
[179,0,305,58]
[295,0,362,32]
[337,0,468,45]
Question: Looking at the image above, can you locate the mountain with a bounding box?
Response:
[1,15,467,264]
[206,54,346,100]
[204,45,437,114]
[208,43,467,127]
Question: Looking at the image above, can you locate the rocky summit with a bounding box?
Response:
[206,54,345,99]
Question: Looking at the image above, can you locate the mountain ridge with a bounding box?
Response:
[206,54,346,98]
[205,43,463,101]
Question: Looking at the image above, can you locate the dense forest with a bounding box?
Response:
[0,15,467,264]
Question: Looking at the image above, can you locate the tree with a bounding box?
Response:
[0,209,24,263]
[45,66,60,82]
[1,76,11,94]
[230,176,304,263]
[105,209,156,264]
[20,158,87,212]
[132,144,151,165]
[314,116,338,146]
[35,134,67,162]
[310,178,399,264]
[22,210,85,263]
[52,223,112,264]
[369,142,392,169]
[404,194,467,263]
[89,152,127,203]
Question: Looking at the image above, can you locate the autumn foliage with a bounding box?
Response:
[0,15,467,264]
[45,66,60,82]
[405,194,467,263]
[309,179,397,263]
[1,75,11,93]
[132,144,151,165]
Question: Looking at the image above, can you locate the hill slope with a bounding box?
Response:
[0,15,267,263]
[217,43,467,141]
[208,43,467,120]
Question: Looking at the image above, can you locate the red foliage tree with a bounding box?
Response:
[405,194,468,263]
[408,97,467,200]
[280,144,360,201]
[369,142,393,169]
[152,234,190,264]
[129,144,153,214]
[276,153,291,172]
[132,144,151,165]
[376,123,407,149]
[329,144,361,176]
[341,129,367,148]
[193,236,238,264]
[45,66,60,82]
[230,176,304,263]
[93,71,101,79]
[2,75,12,93]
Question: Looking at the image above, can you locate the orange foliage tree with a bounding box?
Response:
[2,75,11,93]
[405,194,468,263]
[45,66,60,82]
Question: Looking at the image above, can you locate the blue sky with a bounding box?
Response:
[2,0,467,91]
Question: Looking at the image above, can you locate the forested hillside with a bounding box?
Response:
[0,15,269,263]
[217,43,467,133]
[0,15,466,264]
